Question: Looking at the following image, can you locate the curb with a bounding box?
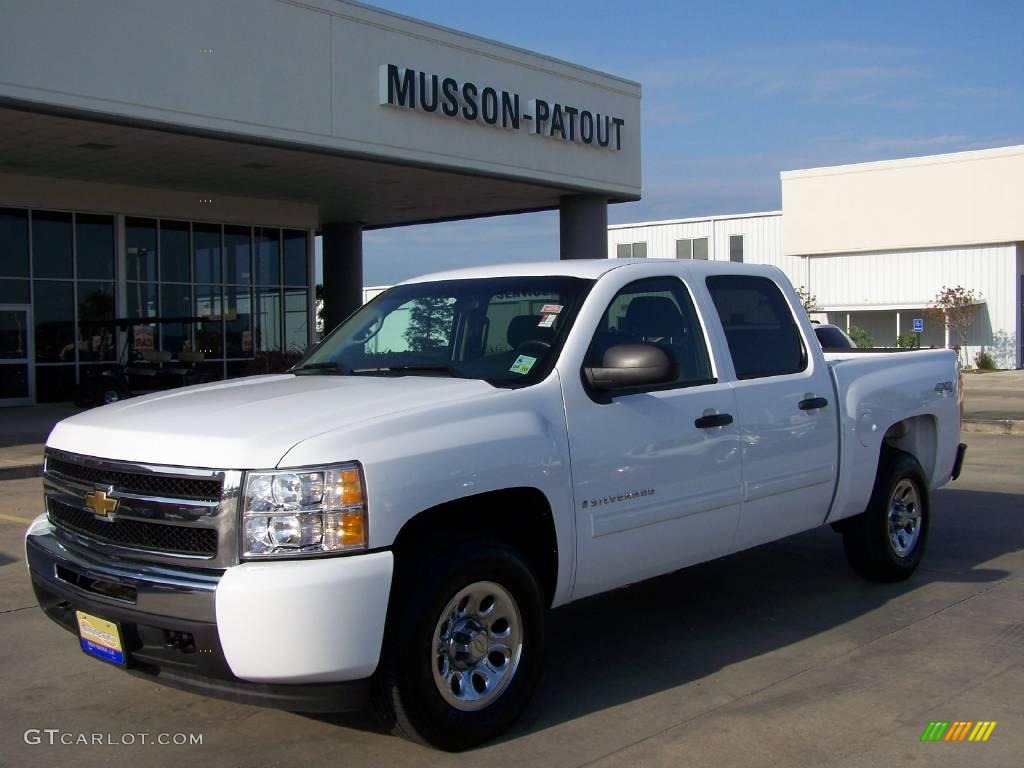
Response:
[0,465,43,482]
[961,419,1024,436]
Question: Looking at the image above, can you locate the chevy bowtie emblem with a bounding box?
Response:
[85,488,118,518]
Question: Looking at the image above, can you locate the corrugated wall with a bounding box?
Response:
[608,217,1021,368]
[809,243,1018,367]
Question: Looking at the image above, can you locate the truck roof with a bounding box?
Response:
[400,258,782,284]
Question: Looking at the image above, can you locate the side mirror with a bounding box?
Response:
[585,343,675,392]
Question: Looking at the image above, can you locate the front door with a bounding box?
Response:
[562,275,744,599]
[0,305,33,405]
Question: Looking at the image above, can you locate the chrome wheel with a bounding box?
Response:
[432,580,523,712]
[887,478,921,557]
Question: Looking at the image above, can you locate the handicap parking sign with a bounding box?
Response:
[913,318,924,333]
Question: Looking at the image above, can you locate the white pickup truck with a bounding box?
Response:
[26,259,966,749]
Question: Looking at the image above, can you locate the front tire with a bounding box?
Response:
[842,450,929,582]
[375,538,546,750]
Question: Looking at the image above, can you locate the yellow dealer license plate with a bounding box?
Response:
[75,610,125,666]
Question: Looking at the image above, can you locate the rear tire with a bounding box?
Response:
[374,537,546,751]
[842,450,929,582]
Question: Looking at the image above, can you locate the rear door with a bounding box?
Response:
[705,274,839,550]
[562,274,744,599]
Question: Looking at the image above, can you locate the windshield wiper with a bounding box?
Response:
[292,361,346,375]
[352,364,461,378]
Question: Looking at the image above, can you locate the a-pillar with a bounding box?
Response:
[559,195,608,260]
[321,222,363,335]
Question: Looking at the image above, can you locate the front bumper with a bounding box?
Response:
[25,515,393,712]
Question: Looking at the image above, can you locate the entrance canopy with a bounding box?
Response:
[0,0,640,229]
[0,104,616,229]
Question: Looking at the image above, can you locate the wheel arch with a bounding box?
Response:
[391,487,559,607]
[881,414,939,487]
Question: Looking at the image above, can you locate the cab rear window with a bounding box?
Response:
[706,275,806,379]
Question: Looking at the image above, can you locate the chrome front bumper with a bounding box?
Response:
[25,517,370,712]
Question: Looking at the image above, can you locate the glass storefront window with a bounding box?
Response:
[160,221,190,283]
[224,226,252,285]
[284,288,309,353]
[76,214,115,280]
[0,208,29,277]
[33,280,74,362]
[127,218,158,282]
[195,284,223,357]
[32,211,73,279]
[78,281,116,362]
[193,224,221,284]
[283,230,308,286]
[255,227,280,286]
[126,282,158,318]
[160,283,192,354]
[256,288,281,352]
[0,279,30,304]
[225,286,253,358]
[36,365,75,403]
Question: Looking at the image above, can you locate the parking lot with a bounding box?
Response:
[0,431,1020,767]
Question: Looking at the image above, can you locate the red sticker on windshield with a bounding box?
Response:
[540,304,563,314]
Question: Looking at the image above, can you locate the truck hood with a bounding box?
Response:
[46,374,498,468]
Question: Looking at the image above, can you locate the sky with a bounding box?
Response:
[317,0,1024,286]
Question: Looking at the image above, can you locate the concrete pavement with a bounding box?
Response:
[0,432,1021,767]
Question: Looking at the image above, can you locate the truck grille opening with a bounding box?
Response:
[48,499,218,557]
[45,456,222,502]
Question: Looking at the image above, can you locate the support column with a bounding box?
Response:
[321,222,363,335]
[559,195,608,260]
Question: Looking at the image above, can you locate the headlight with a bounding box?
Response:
[241,462,367,558]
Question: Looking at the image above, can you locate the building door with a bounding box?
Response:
[0,305,34,406]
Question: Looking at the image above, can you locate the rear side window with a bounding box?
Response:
[585,276,714,387]
[706,275,806,379]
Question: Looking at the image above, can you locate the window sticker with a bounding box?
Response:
[510,355,537,375]
[537,313,557,328]
[540,303,563,314]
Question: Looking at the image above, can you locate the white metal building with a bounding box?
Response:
[609,145,1024,369]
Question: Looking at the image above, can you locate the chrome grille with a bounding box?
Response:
[42,450,241,569]
[45,456,222,501]
[48,499,218,556]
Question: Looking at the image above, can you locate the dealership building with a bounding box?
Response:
[0,0,640,405]
[609,144,1024,369]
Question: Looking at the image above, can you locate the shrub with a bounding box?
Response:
[848,325,874,349]
[975,350,997,370]
[894,333,917,349]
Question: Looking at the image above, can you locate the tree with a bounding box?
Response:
[794,285,818,315]
[929,285,979,367]
[403,298,454,352]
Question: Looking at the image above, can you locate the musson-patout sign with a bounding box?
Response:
[379,64,626,150]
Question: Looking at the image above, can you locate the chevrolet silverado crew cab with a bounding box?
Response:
[26,259,966,750]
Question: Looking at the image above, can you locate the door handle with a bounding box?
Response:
[694,413,733,429]
[798,396,829,410]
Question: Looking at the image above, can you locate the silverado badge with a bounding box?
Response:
[84,488,118,518]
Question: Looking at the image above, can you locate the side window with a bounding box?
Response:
[705,275,806,379]
[585,277,714,386]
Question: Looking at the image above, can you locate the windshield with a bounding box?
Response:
[296,276,592,386]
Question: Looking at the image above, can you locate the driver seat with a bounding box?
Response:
[507,315,555,350]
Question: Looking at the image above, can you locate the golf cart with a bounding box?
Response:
[74,315,211,407]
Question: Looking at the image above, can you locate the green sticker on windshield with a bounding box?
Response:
[510,355,537,375]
